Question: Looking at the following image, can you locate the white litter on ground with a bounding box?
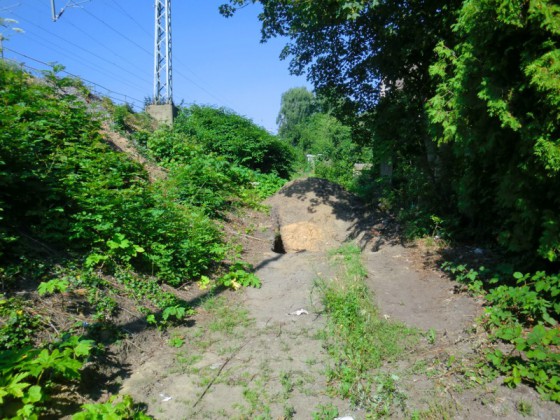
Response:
[288,308,309,316]
[159,393,173,402]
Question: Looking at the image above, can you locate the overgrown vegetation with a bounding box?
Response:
[223,0,560,403]
[276,87,370,190]
[318,244,418,416]
[443,263,560,402]
[173,105,294,179]
[3,0,560,412]
[222,0,560,267]
[0,61,285,416]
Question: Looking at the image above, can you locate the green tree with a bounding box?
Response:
[221,0,462,225]
[427,0,560,262]
[276,87,316,144]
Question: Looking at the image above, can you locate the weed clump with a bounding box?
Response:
[318,244,418,415]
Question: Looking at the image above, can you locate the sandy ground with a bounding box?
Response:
[118,177,559,419]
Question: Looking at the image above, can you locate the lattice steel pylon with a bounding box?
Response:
[153,0,172,104]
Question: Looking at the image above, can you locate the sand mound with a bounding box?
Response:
[266,177,365,252]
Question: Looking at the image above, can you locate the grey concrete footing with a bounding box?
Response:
[146,103,176,125]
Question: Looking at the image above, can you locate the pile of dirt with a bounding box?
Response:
[266,177,368,252]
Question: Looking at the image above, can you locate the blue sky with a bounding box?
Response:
[2,0,311,133]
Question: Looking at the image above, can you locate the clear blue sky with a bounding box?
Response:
[2,0,311,133]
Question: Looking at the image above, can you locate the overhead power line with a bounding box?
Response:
[81,7,152,57]
[105,0,152,38]
[17,1,237,112]
[12,13,151,86]
[65,19,150,78]
[4,47,144,107]
[18,31,146,93]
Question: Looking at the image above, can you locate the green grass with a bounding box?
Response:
[318,243,418,416]
[202,295,253,335]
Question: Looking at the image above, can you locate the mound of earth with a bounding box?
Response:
[266,177,368,252]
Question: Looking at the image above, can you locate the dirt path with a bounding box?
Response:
[119,177,558,419]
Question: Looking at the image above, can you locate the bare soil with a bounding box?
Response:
[116,177,559,419]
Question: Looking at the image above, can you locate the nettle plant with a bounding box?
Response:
[443,262,560,402]
[0,336,94,419]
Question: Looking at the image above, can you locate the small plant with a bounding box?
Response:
[197,275,211,290]
[0,296,41,350]
[147,304,193,329]
[0,335,94,418]
[217,262,261,290]
[283,404,296,419]
[37,278,69,296]
[280,370,293,396]
[162,305,189,322]
[430,214,444,237]
[168,335,185,348]
[426,328,436,345]
[312,403,339,420]
[73,394,151,419]
[517,400,533,417]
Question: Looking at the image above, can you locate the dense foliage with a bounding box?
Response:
[0,62,287,416]
[145,106,290,216]
[222,0,462,237]
[0,63,223,286]
[172,105,294,178]
[428,0,560,262]
[223,0,560,264]
[276,87,369,189]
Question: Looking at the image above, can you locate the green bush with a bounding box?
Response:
[428,0,560,263]
[443,263,560,401]
[147,126,287,216]
[173,105,294,178]
[0,63,223,285]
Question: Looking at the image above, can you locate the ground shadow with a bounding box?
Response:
[276,177,404,251]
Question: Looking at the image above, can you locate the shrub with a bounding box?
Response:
[173,105,294,178]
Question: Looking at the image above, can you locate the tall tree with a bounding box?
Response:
[221,0,461,198]
[276,86,316,144]
[427,0,560,262]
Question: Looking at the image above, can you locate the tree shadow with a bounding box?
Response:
[276,177,404,251]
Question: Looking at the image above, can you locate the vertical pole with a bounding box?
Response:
[51,0,57,21]
[165,0,172,103]
[152,0,160,103]
[153,0,172,105]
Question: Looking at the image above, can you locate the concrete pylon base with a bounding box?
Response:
[146,103,176,125]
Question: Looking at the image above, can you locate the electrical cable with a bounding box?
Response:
[90,0,235,107]
[4,47,144,107]
[16,31,148,94]
[80,8,152,57]
[172,67,234,107]
[12,12,152,86]
[104,0,152,38]
[65,19,151,76]
[14,1,238,110]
